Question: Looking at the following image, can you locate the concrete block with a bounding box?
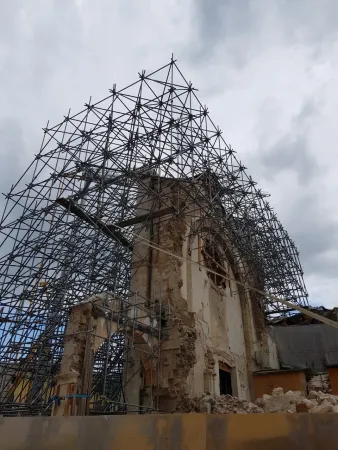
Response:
[262,394,271,402]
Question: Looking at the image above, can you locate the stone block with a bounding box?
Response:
[308,390,319,400]
[263,394,296,413]
[309,400,333,414]
[296,399,317,412]
[271,387,284,396]
[304,399,317,409]
[255,397,264,408]
[318,394,337,405]
[285,393,305,405]
[285,390,303,398]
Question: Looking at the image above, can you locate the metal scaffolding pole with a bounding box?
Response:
[0,58,308,416]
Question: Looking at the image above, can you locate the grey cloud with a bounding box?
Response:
[191,0,338,66]
[277,0,338,46]
[194,0,253,44]
[0,118,28,248]
[0,0,22,40]
[30,0,83,73]
[252,98,338,282]
[282,193,338,279]
[260,134,317,186]
[259,100,321,185]
[1,0,83,85]
[191,0,255,65]
[0,118,25,195]
[1,0,338,311]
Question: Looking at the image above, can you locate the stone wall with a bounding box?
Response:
[307,373,331,393]
[186,234,252,400]
[129,177,278,409]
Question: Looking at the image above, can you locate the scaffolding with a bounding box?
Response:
[0,286,168,416]
[0,58,308,416]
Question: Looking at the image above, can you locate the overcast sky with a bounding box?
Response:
[1,0,338,307]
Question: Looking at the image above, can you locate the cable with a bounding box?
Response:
[112,222,338,331]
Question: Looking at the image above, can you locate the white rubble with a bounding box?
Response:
[175,393,263,414]
[174,387,338,415]
[309,400,334,413]
[256,387,338,414]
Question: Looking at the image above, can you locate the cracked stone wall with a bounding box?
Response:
[183,231,279,402]
[129,176,279,409]
[184,234,250,400]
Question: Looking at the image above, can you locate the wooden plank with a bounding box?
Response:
[115,206,176,228]
[56,197,132,248]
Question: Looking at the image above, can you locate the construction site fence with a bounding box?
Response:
[0,412,337,449]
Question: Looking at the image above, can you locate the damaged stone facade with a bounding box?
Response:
[128,176,279,411]
[55,293,159,416]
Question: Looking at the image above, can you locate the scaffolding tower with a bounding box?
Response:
[0,58,308,416]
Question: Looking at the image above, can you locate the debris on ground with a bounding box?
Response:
[174,387,338,414]
[256,387,338,413]
[174,393,263,414]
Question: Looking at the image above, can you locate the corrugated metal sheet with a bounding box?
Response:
[269,324,338,372]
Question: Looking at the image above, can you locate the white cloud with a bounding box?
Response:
[1,0,338,307]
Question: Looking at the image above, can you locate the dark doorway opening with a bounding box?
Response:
[219,369,232,395]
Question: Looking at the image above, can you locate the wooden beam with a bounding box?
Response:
[115,206,176,228]
[56,197,132,249]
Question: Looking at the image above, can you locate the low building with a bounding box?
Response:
[263,307,338,394]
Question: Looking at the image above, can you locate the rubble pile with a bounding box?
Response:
[307,374,330,393]
[175,393,263,414]
[255,387,338,413]
[174,388,338,414]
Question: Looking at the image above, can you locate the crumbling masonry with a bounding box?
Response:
[126,176,279,411]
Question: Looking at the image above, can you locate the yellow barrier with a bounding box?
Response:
[0,413,338,449]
